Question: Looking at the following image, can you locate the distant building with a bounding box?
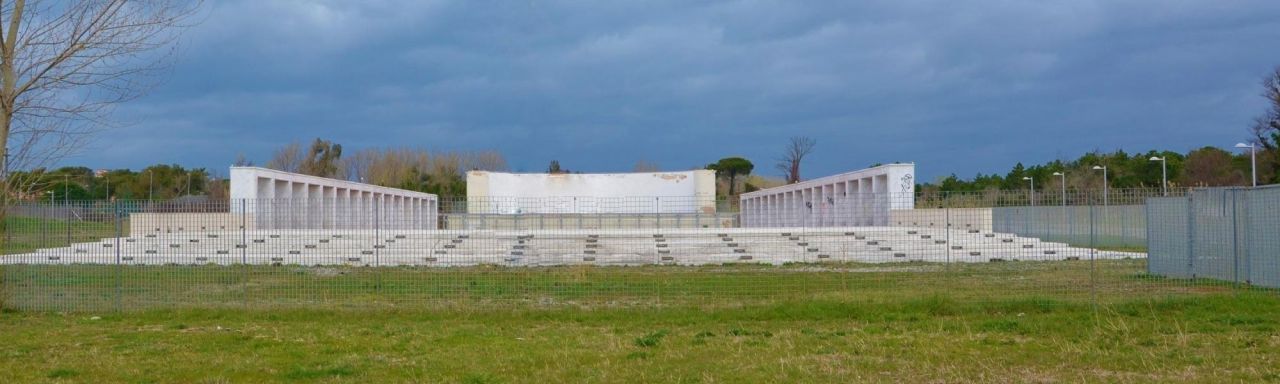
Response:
[93,169,108,178]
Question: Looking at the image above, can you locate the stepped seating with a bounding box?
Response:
[4,227,1142,267]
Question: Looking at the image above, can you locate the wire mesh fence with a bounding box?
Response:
[0,187,1271,312]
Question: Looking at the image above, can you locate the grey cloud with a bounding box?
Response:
[71,0,1280,181]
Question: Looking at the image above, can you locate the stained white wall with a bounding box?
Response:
[466,170,716,214]
[230,167,438,229]
[739,163,915,227]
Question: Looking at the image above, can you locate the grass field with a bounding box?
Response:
[1,293,1278,382]
[4,217,1275,382]
[0,259,1242,312]
[4,258,1278,382]
[2,216,119,255]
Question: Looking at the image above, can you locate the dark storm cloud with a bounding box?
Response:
[79,0,1280,181]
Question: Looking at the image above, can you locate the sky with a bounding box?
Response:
[69,0,1280,182]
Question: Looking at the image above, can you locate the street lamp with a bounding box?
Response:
[1235,142,1257,187]
[1052,172,1066,206]
[1148,156,1167,196]
[1092,165,1108,206]
[1022,176,1035,206]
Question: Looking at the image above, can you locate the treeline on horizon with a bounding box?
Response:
[7,165,216,202]
[918,146,1272,194]
[11,143,1274,204]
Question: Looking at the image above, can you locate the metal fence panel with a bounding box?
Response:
[1147,197,1189,278]
[1245,186,1280,287]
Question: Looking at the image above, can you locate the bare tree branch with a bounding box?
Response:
[1,0,201,206]
[776,136,816,184]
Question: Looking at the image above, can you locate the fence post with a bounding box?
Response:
[241,199,249,308]
[65,200,71,245]
[1186,192,1195,279]
[113,201,122,312]
[1231,189,1240,288]
[375,197,382,294]
[1242,189,1251,286]
[944,207,951,267]
[1089,201,1097,309]
[1182,192,1192,279]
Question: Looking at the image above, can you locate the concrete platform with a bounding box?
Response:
[2,226,1144,267]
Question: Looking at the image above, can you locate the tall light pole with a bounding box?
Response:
[1235,142,1257,187]
[148,169,154,202]
[1022,176,1035,206]
[1092,165,1108,206]
[1149,156,1167,196]
[1052,172,1066,206]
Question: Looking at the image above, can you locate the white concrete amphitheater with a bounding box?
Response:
[4,165,1146,266]
[5,227,1143,267]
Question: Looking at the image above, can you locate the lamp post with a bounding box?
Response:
[1022,176,1035,206]
[1149,156,1167,196]
[1092,165,1108,206]
[1052,172,1066,206]
[1235,143,1257,187]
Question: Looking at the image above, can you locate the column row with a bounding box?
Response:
[740,175,895,228]
[253,178,438,230]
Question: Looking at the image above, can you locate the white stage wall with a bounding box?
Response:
[466,170,717,214]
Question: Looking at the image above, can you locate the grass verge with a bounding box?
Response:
[1,293,1277,382]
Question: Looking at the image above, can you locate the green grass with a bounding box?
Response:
[1,216,119,255]
[2,258,1277,382]
[1,293,1278,382]
[1,259,1246,312]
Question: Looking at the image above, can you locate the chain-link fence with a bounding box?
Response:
[0,188,1268,312]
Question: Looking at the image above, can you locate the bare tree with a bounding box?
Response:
[299,138,342,177]
[338,147,502,198]
[464,150,508,172]
[266,141,303,173]
[632,160,660,172]
[1251,66,1280,184]
[233,152,253,167]
[776,136,816,184]
[1,1,199,193]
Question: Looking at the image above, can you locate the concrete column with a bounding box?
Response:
[780,192,788,227]
[814,187,824,227]
[262,178,275,229]
[308,184,321,229]
[428,197,438,229]
[829,183,838,227]
[386,195,396,230]
[783,190,793,226]
[334,188,345,229]
[395,195,405,230]
[771,194,778,227]
[834,182,846,226]
[801,188,811,227]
